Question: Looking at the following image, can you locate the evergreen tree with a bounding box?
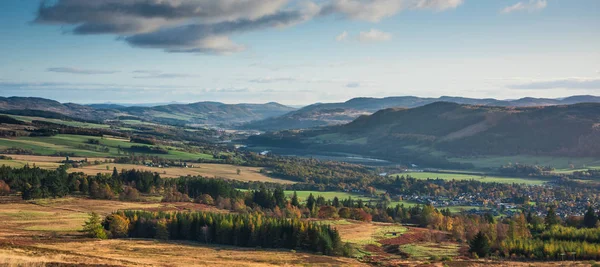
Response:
[83,212,107,239]
[583,206,598,228]
[112,167,119,178]
[545,206,560,228]
[306,193,316,210]
[332,196,340,208]
[291,191,299,207]
[469,231,490,258]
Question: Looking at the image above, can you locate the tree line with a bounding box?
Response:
[93,210,349,256]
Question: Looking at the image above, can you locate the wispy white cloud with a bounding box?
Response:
[346,82,361,88]
[508,78,600,89]
[323,0,463,22]
[358,29,392,42]
[132,70,197,79]
[336,31,348,41]
[501,0,547,14]
[47,67,119,75]
[248,77,296,83]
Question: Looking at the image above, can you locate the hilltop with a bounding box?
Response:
[248,102,600,168]
[243,95,600,131]
[0,97,295,126]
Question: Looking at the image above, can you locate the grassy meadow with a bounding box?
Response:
[390,171,547,185]
[0,134,213,160]
[70,163,294,184]
[450,155,600,170]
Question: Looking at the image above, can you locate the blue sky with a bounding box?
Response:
[0,0,598,105]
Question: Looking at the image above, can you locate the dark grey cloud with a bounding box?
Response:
[123,10,313,53]
[508,78,600,90]
[34,0,462,54]
[47,67,119,74]
[36,0,287,34]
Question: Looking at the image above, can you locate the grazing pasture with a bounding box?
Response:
[4,114,111,129]
[450,155,600,170]
[390,171,547,185]
[0,134,213,160]
[70,163,295,184]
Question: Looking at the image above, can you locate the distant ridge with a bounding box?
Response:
[243,95,600,131]
[0,97,295,126]
[248,102,600,167]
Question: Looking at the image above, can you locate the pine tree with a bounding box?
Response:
[291,191,299,207]
[583,206,598,228]
[469,231,490,258]
[545,206,560,228]
[83,212,107,239]
[332,196,340,208]
[306,193,316,210]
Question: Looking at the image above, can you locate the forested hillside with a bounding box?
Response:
[244,95,600,131]
[249,102,600,167]
[0,97,295,126]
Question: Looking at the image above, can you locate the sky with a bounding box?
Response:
[0,0,599,105]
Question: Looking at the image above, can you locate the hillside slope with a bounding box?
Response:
[0,97,295,126]
[244,95,600,131]
[248,102,600,167]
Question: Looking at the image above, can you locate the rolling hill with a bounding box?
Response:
[248,102,600,168]
[0,97,295,126]
[244,95,600,131]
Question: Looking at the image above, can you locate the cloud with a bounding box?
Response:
[508,78,600,89]
[336,31,348,41]
[249,77,296,83]
[47,67,118,75]
[133,74,196,79]
[501,0,547,14]
[358,29,392,42]
[321,0,463,22]
[36,0,288,34]
[131,70,196,79]
[123,9,316,54]
[346,82,361,88]
[35,0,461,54]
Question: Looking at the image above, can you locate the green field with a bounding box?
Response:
[450,155,600,170]
[283,191,420,208]
[390,171,547,185]
[6,114,111,129]
[0,134,213,160]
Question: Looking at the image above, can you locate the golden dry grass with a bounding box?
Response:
[0,198,366,266]
[0,239,368,267]
[69,163,295,184]
[327,220,406,246]
[0,197,224,238]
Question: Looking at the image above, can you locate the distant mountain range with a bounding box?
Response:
[243,95,600,131]
[0,97,295,126]
[2,95,600,129]
[248,102,600,168]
